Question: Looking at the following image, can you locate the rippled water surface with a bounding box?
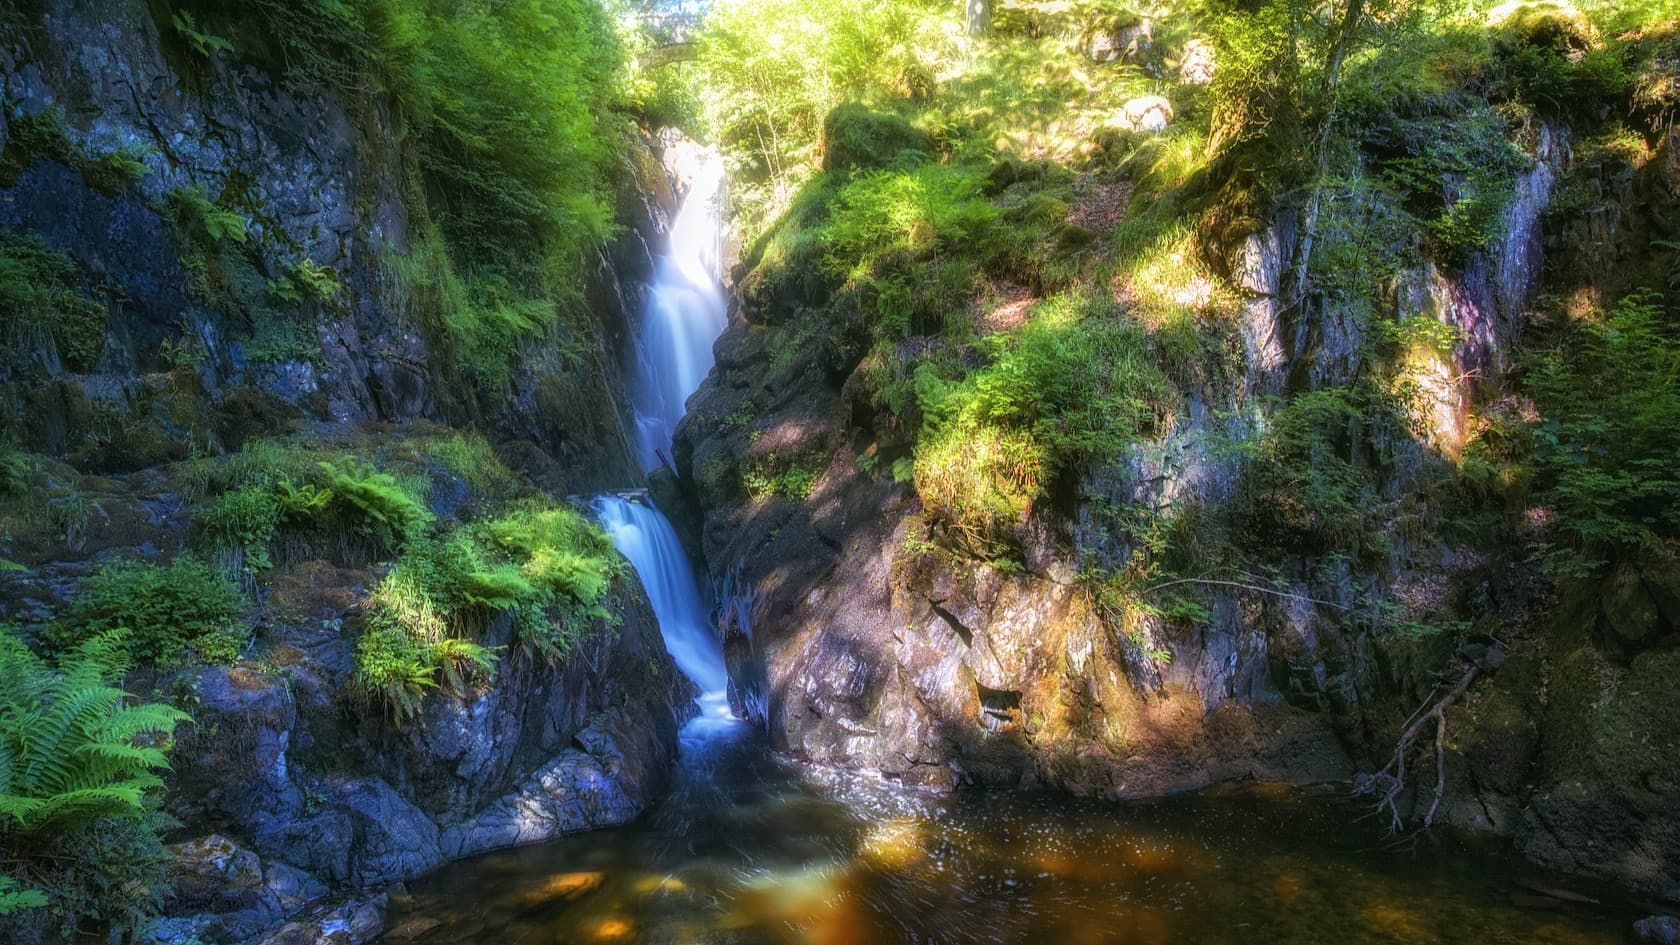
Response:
[387,706,1633,945]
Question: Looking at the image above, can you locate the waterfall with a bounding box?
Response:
[631,149,728,472]
[592,494,727,697]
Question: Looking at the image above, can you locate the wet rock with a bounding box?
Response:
[1637,915,1680,945]
[438,706,679,857]
[151,835,328,944]
[252,894,387,945]
[1082,16,1152,64]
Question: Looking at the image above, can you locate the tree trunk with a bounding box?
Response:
[966,0,992,36]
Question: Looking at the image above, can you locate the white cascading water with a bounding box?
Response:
[631,149,728,472]
[592,494,729,718]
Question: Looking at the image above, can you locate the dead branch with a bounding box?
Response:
[1356,662,1481,831]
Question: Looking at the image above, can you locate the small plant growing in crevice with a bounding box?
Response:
[172,10,234,60]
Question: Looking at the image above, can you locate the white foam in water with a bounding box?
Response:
[592,494,728,697]
[632,151,728,472]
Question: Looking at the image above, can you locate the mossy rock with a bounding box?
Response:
[820,104,934,174]
[212,386,302,452]
[1543,645,1680,798]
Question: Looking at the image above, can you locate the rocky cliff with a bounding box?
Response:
[674,38,1680,903]
[0,3,695,943]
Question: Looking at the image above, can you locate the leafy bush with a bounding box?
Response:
[0,630,189,927]
[316,462,434,551]
[51,557,244,666]
[1526,292,1680,577]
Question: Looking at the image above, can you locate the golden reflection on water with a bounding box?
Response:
[389,732,1631,945]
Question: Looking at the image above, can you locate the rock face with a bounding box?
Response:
[0,0,667,491]
[675,117,1680,901]
[164,567,690,891]
[0,3,699,943]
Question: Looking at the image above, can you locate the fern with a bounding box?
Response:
[0,631,189,836]
[172,11,235,59]
[0,875,45,916]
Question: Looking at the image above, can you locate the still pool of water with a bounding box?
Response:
[387,705,1635,945]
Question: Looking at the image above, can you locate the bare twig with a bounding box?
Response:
[1356,663,1481,831]
[1140,576,1355,612]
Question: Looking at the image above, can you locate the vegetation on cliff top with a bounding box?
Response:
[698,0,1678,653]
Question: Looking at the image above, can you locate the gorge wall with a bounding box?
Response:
[673,31,1680,903]
[0,3,696,943]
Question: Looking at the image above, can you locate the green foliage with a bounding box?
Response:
[354,499,622,717]
[0,231,108,372]
[0,631,189,834]
[821,104,934,172]
[1526,292,1680,576]
[168,184,249,246]
[317,461,434,550]
[1234,388,1373,555]
[268,258,343,303]
[422,433,522,498]
[0,448,30,498]
[0,875,46,916]
[0,109,76,186]
[386,225,559,393]
[195,485,282,576]
[172,10,234,59]
[0,630,189,927]
[913,294,1174,554]
[822,163,1002,281]
[698,0,957,234]
[222,0,623,286]
[742,460,820,501]
[353,617,496,723]
[82,146,152,193]
[50,557,244,667]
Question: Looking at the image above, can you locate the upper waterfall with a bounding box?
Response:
[631,148,728,472]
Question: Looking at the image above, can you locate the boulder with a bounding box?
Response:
[1179,38,1216,84]
[821,104,934,173]
[1108,96,1174,133]
[1636,915,1680,945]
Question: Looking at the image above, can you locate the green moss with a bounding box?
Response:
[912,292,1175,554]
[742,459,821,502]
[168,183,250,247]
[81,146,153,193]
[50,556,244,666]
[820,104,934,173]
[1231,388,1376,557]
[0,231,109,372]
[0,109,76,186]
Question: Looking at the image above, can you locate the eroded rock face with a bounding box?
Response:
[164,567,690,894]
[0,0,664,491]
[674,117,1680,899]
